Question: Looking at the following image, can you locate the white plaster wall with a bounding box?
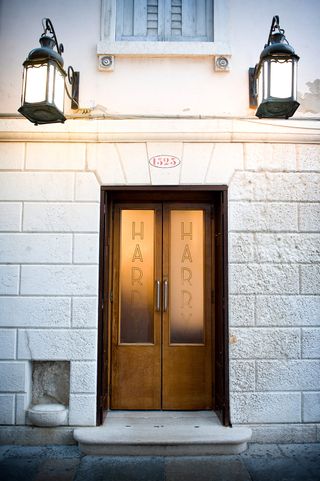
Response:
[0,0,319,116]
[0,135,319,435]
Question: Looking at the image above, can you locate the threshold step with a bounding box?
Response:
[73,411,252,456]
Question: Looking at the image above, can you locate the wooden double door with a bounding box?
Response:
[110,202,213,410]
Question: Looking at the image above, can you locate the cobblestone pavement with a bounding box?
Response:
[0,443,319,481]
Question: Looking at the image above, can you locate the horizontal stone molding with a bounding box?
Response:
[0,119,319,144]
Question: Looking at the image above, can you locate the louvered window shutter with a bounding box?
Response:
[116,0,213,42]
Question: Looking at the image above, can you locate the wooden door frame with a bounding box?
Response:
[96,186,230,426]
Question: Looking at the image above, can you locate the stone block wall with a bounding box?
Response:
[0,138,319,435]
[229,144,320,434]
[0,142,99,426]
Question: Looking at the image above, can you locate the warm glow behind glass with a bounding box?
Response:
[119,210,154,344]
[169,210,204,344]
[25,65,47,103]
[270,60,293,98]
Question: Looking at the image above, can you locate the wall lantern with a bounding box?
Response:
[18,18,79,125]
[249,15,299,119]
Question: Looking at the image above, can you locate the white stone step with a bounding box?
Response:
[74,411,252,456]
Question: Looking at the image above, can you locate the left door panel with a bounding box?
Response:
[111,204,162,409]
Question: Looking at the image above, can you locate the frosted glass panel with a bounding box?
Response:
[270,60,292,98]
[119,210,154,343]
[170,210,204,344]
[25,65,47,103]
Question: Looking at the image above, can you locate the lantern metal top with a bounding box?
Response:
[259,16,299,62]
[24,35,65,68]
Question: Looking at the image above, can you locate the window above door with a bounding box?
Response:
[98,0,231,58]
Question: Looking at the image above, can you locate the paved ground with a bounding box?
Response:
[0,443,319,481]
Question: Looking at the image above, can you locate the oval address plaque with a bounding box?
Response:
[149,155,181,169]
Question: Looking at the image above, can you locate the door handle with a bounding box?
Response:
[163,279,168,312]
[155,280,161,312]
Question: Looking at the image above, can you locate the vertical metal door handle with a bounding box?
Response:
[163,280,168,312]
[155,280,161,311]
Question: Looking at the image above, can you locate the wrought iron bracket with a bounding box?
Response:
[248,67,258,108]
[42,18,80,110]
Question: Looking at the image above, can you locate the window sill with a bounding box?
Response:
[97,41,231,57]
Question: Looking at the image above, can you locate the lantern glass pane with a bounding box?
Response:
[47,64,55,104]
[54,69,65,112]
[263,61,268,100]
[25,65,47,103]
[257,68,263,103]
[270,59,293,98]
[293,60,297,100]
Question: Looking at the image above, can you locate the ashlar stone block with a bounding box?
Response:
[230,360,255,391]
[72,297,98,328]
[231,392,301,423]
[301,265,320,294]
[87,143,125,185]
[0,362,28,392]
[0,233,72,264]
[230,264,299,295]
[118,143,150,184]
[229,202,298,232]
[229,172,320,202]
[230,328,300,359]
[0,329,16,359]
[299,204,320,232]
[0,142,24,170]
[180,143,213,184]
[17,329,97,361]
[230,233,320,264]
[229,295,255,327]
[148,143,182,185]
[206,143,243,184]
[0,297,71,328]
[20,265,98,296]
[0,265,19,295]
[256,360,320,391]
[0,394,15,424]
[75,172,100,201]
[0,172,74,201]
[23,203,99,232]
[256,295,320,326]
[302,328,320,358]
[69,394,96,426]
[70,361,97,393]
[26,143,86,170]
[73,234,99,264]
[297,145,320,171]
[0,203,22,231]
[302,392,320,422]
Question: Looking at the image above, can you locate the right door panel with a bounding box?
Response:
[162,204,213,409]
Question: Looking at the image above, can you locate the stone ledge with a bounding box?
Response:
[0,119,319,144]
[74,411,252,455]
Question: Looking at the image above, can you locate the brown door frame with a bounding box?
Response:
[96,186,230,426]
